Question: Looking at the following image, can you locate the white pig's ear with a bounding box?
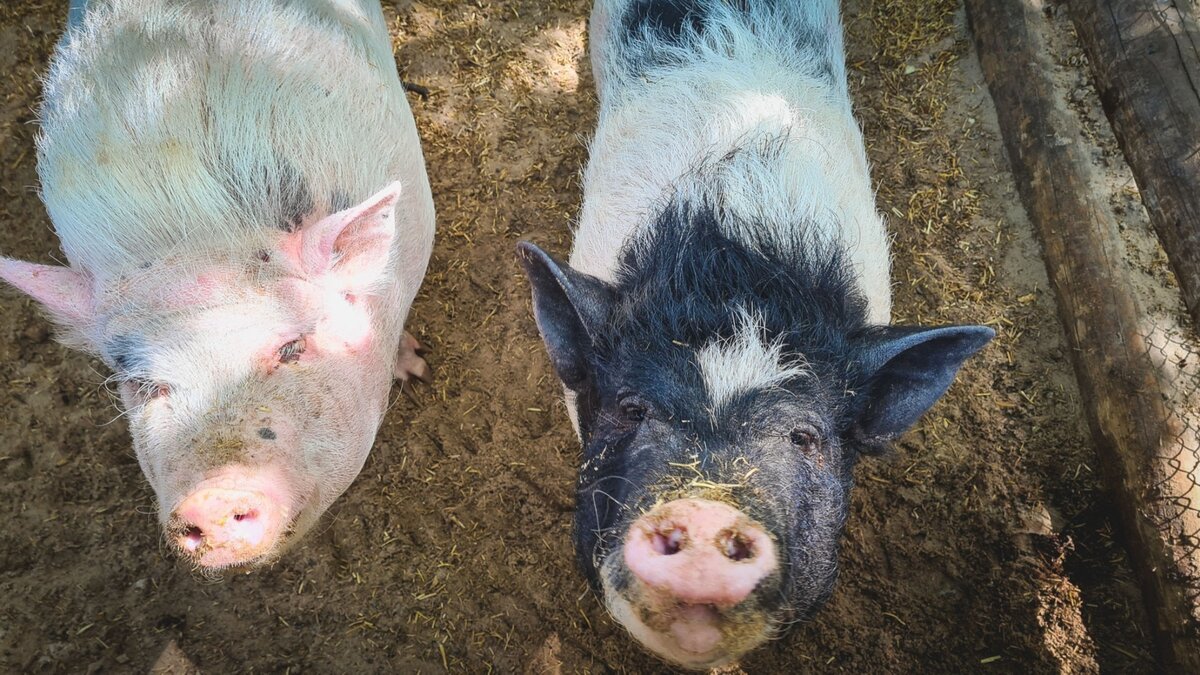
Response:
[516,241,615,390]
[0,257,95,328]
[850,324,995,454]
[300,182,401,287]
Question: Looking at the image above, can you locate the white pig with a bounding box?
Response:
[0,0,435,570]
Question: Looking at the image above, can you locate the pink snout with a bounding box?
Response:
[624,498,777,607]
[170,474,291,568]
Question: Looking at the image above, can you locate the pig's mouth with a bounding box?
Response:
[166,507,300,573]
[599,554,775,670]
[168,515,299,573]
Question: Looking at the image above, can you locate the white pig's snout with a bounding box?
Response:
[168,467,295,569]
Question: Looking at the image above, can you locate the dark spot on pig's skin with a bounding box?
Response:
[623,0,706,46]
[275,169,313,233]
[106,334,150,374]
[224,157,312,233]
[330,192,353,213]
[257,428,277,441]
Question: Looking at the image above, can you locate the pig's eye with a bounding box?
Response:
[278,337,306,364]
[618,396,648,424]
[789,426,820,453]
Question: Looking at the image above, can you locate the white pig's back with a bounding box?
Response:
[38,0,433,277]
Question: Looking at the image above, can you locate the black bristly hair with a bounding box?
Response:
[622,0,708,46]
[105,333,152,375]
[616,0,839,85]
[586,197,872,429]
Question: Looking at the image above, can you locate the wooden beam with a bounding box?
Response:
[965,0,1200,670]
[1068,0,1200,329]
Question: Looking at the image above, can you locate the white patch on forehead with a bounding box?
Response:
[697,310,810,412]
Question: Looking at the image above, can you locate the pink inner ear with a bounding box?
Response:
[299,182,402,284]
[0,257,95,325]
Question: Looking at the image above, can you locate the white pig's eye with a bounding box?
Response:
[278,337,306,364]
[789,425,820,453]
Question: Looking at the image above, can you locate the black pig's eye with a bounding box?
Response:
[617,395,647,424]
[789,425,820,453]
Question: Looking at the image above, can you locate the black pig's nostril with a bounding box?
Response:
[722,531,753,561]
[652,527,685,555]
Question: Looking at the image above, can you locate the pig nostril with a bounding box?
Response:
[181,526,204,552]
[721,531,754,561]
[651,527,685,555]
[232,510,257,523]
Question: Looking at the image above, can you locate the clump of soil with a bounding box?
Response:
[0,0,1156,672]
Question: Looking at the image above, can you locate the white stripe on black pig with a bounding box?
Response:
[0,1,435,571]
[518,0,993,668]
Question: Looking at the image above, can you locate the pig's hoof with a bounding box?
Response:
[395,332,431,383]
[402,80,431,100]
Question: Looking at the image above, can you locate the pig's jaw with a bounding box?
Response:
[600,557,772,670]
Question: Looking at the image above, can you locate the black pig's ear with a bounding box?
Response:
[850,325,995,453]
[516,241,616,391]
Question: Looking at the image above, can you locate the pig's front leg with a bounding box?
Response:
[395,331,431,383]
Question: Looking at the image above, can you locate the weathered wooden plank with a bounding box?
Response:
[966,0,1200,670]
[1068,0,1200,329]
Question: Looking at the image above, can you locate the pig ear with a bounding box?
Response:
[516,241,615,389]
[0,257,95,327]
[300,182,401,287]
[851,325,994,452]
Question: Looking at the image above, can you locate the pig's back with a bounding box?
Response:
[39,0,433,278]
[574,0,890,322]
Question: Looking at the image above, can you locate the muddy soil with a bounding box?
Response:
[0,0,1164,672]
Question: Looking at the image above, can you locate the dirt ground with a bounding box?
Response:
[0,0,1172,672]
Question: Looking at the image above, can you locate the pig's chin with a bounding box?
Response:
[186,543,286,573]
[599,556,773,670]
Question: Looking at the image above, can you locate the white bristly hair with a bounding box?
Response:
[696,307,813,414]
[39,0,433,296]
[572,0,891,324]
